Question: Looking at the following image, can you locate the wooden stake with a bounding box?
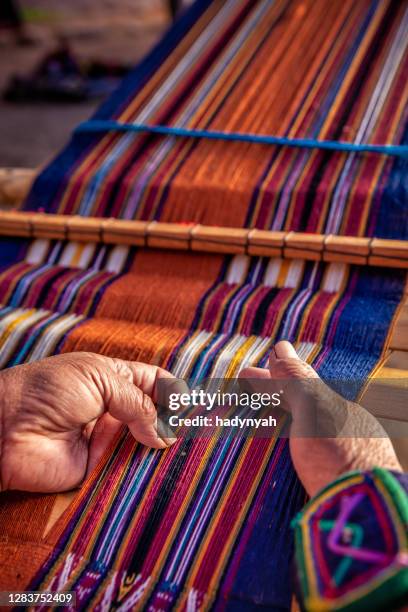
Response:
[0,168,36,208]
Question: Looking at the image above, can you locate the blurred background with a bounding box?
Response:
[0,0,178,169]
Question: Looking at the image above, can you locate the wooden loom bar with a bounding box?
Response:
[0,210,408,268]
[389,297,408,352]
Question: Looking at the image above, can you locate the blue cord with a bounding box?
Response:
[75,120,408,158]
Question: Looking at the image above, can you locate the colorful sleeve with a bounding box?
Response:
[292,468,408,612]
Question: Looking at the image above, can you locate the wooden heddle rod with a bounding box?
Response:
[0,210,407,268]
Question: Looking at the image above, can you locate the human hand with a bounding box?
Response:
[240,341,402,497]
[0,352,178,493]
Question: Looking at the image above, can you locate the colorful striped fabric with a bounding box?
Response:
[0,0,407,609]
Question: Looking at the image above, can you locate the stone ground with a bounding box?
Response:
[0,1,171,168]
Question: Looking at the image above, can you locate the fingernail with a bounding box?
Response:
[157,417,177,446]
[161,436,178,447]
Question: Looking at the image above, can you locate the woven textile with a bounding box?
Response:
[0,0,407,610]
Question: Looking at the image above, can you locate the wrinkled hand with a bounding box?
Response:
[0,352,178,493]
[240,341,402,497]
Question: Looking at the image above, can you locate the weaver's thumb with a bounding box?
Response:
[106,374,176,449]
